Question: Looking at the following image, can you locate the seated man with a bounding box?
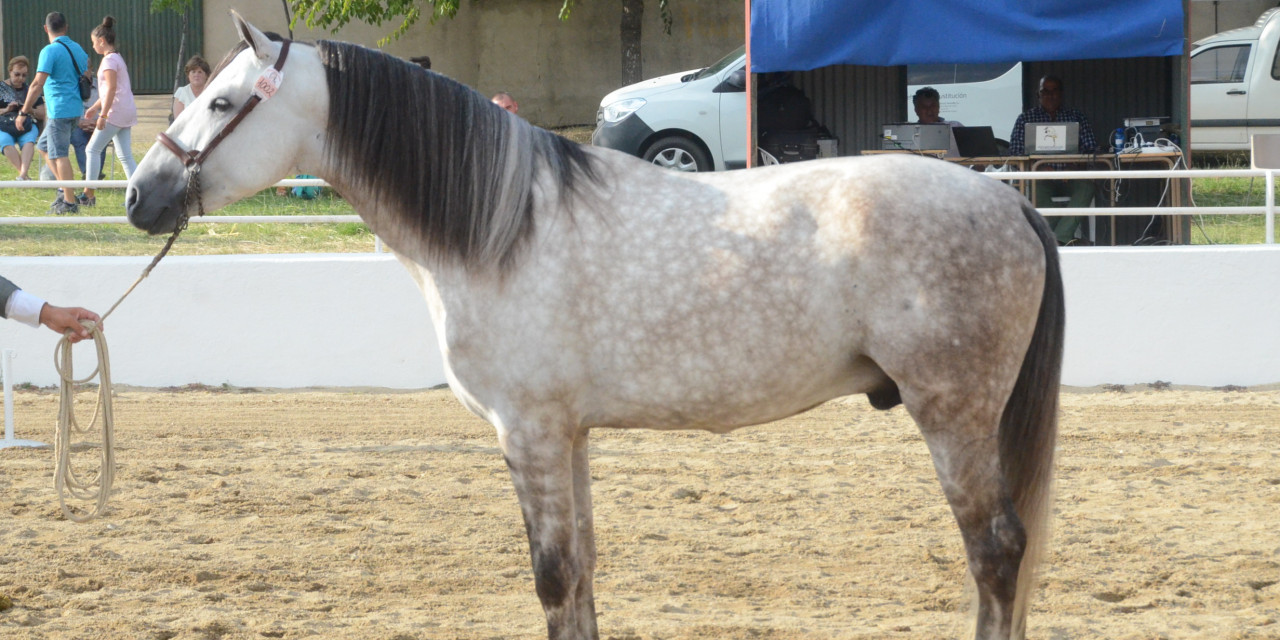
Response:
[70,113,104,179]
[1010,75,1098,245]
[912,86,962,157]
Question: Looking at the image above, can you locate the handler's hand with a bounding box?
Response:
[14,114,26,132]
[39,305,102,343]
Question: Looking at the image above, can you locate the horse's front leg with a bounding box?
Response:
[501,422,599,640]
[569,430,599,637]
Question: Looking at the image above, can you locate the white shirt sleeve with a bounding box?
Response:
[6,289,46,328]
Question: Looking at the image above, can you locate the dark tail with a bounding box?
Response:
[1002,201,1065,637]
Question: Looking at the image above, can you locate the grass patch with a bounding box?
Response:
[550,125,594,145]
[1189,154,1280,245]
[4,130,1275,254]
[0,156,373,256]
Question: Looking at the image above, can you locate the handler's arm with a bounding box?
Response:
[1,275,100,342]
[39,305,100,343]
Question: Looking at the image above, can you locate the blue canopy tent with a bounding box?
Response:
[746,0,1191,244]
[750,0,1186,71]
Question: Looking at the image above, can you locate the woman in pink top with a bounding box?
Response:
[79,16,137,206]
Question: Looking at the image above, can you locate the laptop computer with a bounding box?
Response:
[952,126,1002,157]
[1025,122,1080,154]
[880,123,952,152]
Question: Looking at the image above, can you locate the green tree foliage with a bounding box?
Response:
[150,0,673,80]
[284,1,671,44]
[152,0,672,40]
[150,0,196,13]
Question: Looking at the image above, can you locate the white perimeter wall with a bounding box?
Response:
[1,247,1278,389]
[1059,246,1280,386]
[0,255,442,389]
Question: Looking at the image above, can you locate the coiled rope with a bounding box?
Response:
[53,320,114,522]
[51,196,190,522]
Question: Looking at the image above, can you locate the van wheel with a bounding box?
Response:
[643,137,711,172]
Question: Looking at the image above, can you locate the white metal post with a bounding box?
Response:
[2,349,10,441]
[1,349,46,449]
[1267,170,1275,244]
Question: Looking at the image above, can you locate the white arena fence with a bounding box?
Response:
[1,169,1280,399]
[0,169,1276,244]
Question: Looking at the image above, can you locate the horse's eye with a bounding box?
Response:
[209,97,233,112]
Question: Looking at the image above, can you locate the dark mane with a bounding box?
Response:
[210,31,287,80]
[211,41,251,80]
[316,40,598,269]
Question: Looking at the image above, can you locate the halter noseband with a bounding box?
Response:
[157,39,292,169]
[129,40,293,298]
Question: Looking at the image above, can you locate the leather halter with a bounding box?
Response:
[157,40,292,168]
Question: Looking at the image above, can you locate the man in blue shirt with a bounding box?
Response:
[1009,76,1098,245]
[15,12,89,215]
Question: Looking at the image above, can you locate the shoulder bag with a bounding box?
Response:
[0,111,22,137]
[57,41,92,101]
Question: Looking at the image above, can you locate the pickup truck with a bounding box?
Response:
[1190,8,1280,151]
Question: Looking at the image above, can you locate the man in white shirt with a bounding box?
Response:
[1,275,98,343]
[913,86,963,157]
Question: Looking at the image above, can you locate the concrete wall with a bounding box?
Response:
[201,0,743,126]
[3,247,1279,390]
[1189,0,1279,42]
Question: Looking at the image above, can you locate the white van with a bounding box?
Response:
[1190,8,1280,151]
[592,46,748,171]
[593,49,1022,170]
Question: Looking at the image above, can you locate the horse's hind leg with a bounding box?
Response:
[903,390,1025,640]
[501,423,598,640]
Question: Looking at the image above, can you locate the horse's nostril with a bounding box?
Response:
[126,186,138,208]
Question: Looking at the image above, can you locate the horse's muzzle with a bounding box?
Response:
[125,178,185,235]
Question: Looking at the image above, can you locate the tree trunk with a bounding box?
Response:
[621,0,644,85]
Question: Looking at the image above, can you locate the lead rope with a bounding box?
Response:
[53,321,113,522]
[52,167,198,521]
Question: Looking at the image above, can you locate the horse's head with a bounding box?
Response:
[127,12,325,234]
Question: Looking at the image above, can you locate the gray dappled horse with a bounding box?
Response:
[126,14,1064,640]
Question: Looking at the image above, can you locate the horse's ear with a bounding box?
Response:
[230,10,275,62]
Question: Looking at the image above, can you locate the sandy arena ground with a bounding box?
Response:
[1,386,1278,639]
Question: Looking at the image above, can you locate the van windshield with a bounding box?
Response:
[694,45,746,81]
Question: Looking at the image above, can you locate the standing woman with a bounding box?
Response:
[79,16,137,206]
[171,55,209,119]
